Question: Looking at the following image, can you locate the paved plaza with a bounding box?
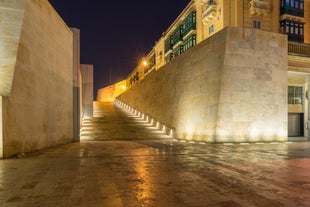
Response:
[1,102,310,207]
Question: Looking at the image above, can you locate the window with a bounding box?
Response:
[295,24,299,34]
[281,0,304,17]
[288,86,303,104]
[164,35,173,54]
[183,34,196,52]
[280,20,304,42]
[253,20,261,29]
[172,25,183,46]
[299,27,303,35]
[285,22,289,33]
[182,11,196,37]
[209,24,214,34]
[290,23,294,33]
[173,45,184,57]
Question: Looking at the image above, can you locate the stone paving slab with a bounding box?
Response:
[1,141,310,206]
[1,102,310,207]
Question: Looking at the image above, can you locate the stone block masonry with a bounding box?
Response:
[1,0,74,157]
[0,0,25,96]
[117,26,288,142]
[80,64,94,118]
[97,80,127,102]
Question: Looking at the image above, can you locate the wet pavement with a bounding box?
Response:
[1,102,310,207]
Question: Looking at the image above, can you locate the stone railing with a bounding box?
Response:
[288,41,310,57]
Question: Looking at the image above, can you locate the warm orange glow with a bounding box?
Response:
[143,60,148,66]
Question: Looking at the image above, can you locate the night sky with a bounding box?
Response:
[48,0,190,99]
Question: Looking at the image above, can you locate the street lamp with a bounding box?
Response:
[143,60,148,66]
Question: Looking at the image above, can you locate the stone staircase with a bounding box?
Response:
[80,102,171,141]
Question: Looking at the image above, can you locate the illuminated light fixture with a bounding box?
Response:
[141,114,144,119]
[255,142,264,145]
[146,116,149,122]
[189,141,196,144]
[173,139,178,142]
[150,119,154,125]
[217,129,227,138]
[270,142,279,145]
[143,60,148,66]
[169,129,174,137]
[285,142,292,144]
[224,143,234,145]
[156,121,160,129]
[240,143,250,145]
[186,126,194,135]
[180,140,186,143]
[277,129,287,139]
[121,85,126,90]
[250,128,260,139]
[199,142,206,145]
[263,128,274,137]
[162,125,166,132]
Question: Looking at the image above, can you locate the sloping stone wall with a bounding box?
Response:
[2,0,73,157]
[97,80,127,102]
[117,27,288,142]
[0,0,26,96]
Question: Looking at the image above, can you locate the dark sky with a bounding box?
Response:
[48,0,190,98]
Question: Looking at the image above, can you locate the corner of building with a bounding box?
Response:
[0,96,3,158]
[80,64,94,119]
[71,28,81,142]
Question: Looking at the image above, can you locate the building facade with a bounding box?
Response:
[125,0,310,139]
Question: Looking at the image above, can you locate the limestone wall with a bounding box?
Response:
[0,96,2,156]
[117,27,288,142]
[0,0,26,96]
[2,0,74,157]
[80,64,93,118]
[71,28,81,142]
[97,80,127,102]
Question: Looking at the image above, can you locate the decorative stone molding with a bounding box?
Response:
[201,0,218,25]
[249,0,271,16]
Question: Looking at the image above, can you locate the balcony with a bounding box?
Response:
[183,11,196,38]
[288,41,310,57]
[281,6,304,17]
[249,0,271,16]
